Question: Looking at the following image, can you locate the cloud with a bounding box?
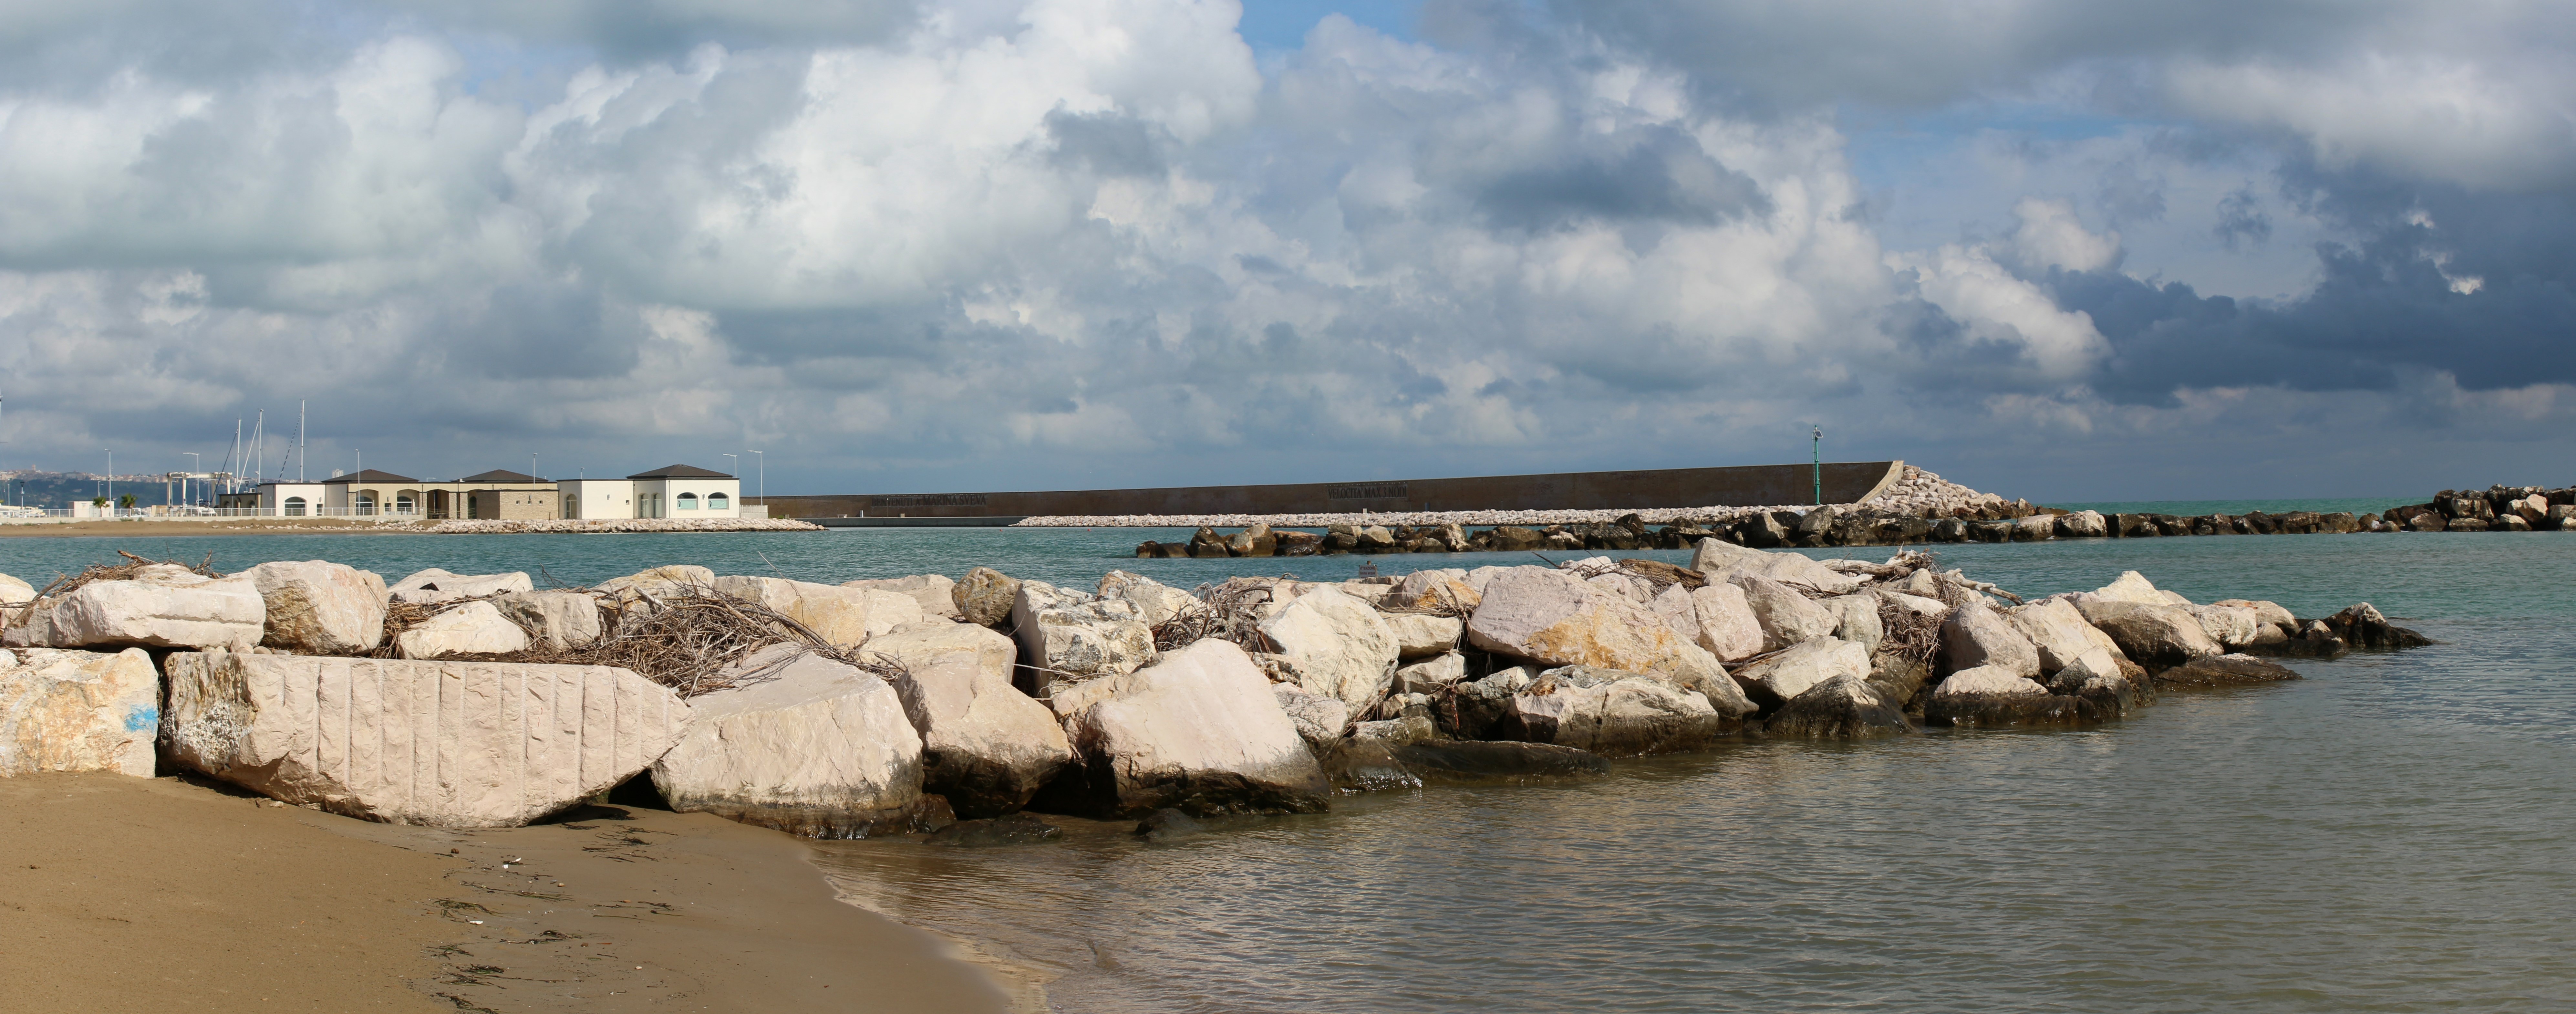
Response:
[0,0,2567,501]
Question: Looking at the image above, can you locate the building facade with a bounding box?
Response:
[222,464,742,519]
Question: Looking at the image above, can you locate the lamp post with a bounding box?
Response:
[1811,427,1822,506]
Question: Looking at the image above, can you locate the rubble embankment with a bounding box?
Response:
[3,546,2430,848]
[1128,477,2576,557]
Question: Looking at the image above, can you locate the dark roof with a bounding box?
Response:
[324,469,417,485]
[628,464,734,480]
[457,469,546,483]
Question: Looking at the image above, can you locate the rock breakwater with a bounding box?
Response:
[0,540,2430,842]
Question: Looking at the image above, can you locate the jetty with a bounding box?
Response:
[3,535,2430,842]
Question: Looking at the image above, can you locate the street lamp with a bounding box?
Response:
[1811,427,1823,506]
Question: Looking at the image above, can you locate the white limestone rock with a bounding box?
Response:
[1393,652,1468,695]
[1933,665,2051,698]
[246,560,388,655]
[1729,636,1871,708]
[954,567,1023,627]
[396,601,531,659]
[1687,582,1765,663]
[1688,539,1866,595]
[1941,599,2042,680]
[0,573,35,605]
[1011,581,1156,698]
[1502,666,1727,756]
[712,575,922,647]
[388,568,534,605]
[1057,639,1331,817]
[496,591,605,651]
[593,565,713,599]
[1823,594,1884,653]
[2074,599,2226,670]
[1095,570,1203,627]
[868,621,1073,818]
[1257,586,1401,714]
[1272,683,1353,753]
[6,565,265,652]
[1731,574,1839,652]
[840,574,961,620]
[2007,597,2126,674]
[2187,604,2266,651]
[1383,613,1464,659]
[0,647,159,777]
[1466,568,1749,717]
[2081,571,2167,606]
[164,652,689,827]
[652,644,928,837]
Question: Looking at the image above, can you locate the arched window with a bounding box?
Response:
[354,493,376,516]
[394,493,417,515]
[708,492,729,511]
[677,492,700,510]
[283,496,307,517]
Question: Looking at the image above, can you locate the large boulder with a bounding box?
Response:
[163,652,690,827]
[246,561,388,655]
[1940,599,2041,680]
[1731,574,1839,652]
[495,590,605,651]
[0,647,160,777]
[592,565,711,599]
[1383,613,1465,658]
[2186,604,2266,651]
[841,574,960,621]
[1051,639,1331,818]
[2055,510,2108,538]
[711,576,922,648]
[2074,599,2224,671]
[953,567,1022,627]
[1689,540,1864,595]
[1392,652,1468,695]
[1765,672,1911,739]
[1272,683,1353,753]
[652,645,928,837]
[1466,567,1749,716]
[1821,594,1884,653]
[1687,582,1765,662]
[1923,664,2091,727]
[2081,571,2167,605]
[1729,637,1870,710]
[2157,653,2302,689]
[1096,571,1203,627]
[869,622,1074,818]
[395,601,531,659]
[2319,603,2433,650]
[1011,581,1156,697]
[6,566,265,652]
[0,573,33,605]
[389,568,534,605]
[2007,598,2126,674]
[1498,666,1729,756]
[1258,586,1401,714]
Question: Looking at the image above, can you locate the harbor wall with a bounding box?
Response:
[754,460,1905,520]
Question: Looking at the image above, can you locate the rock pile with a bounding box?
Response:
[0,542,2434,841]
[2380,485,2576,532]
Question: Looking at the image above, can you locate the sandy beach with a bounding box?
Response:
[0,772,1011,1013]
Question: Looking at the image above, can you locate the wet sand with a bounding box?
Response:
[0,773,1010,1013]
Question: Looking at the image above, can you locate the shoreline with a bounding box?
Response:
[0,517,823,538]
[0,772,1014,1013]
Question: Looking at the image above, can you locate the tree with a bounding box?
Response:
[91,497,107,508]
[118,494,137,510]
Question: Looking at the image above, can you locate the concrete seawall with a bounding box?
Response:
[758,461,1906,523]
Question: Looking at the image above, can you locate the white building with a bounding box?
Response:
[225,463,745,519]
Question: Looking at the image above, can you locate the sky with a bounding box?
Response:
[0,0,2570,502]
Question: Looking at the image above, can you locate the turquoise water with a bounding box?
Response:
[2052,497,2422,518]
[11,527,2574,1012]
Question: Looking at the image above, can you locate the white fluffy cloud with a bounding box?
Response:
[0,0,2567,498]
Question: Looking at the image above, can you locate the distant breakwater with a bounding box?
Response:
[1136,483,2576,558]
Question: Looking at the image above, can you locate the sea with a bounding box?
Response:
[5,501,2571,1013]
